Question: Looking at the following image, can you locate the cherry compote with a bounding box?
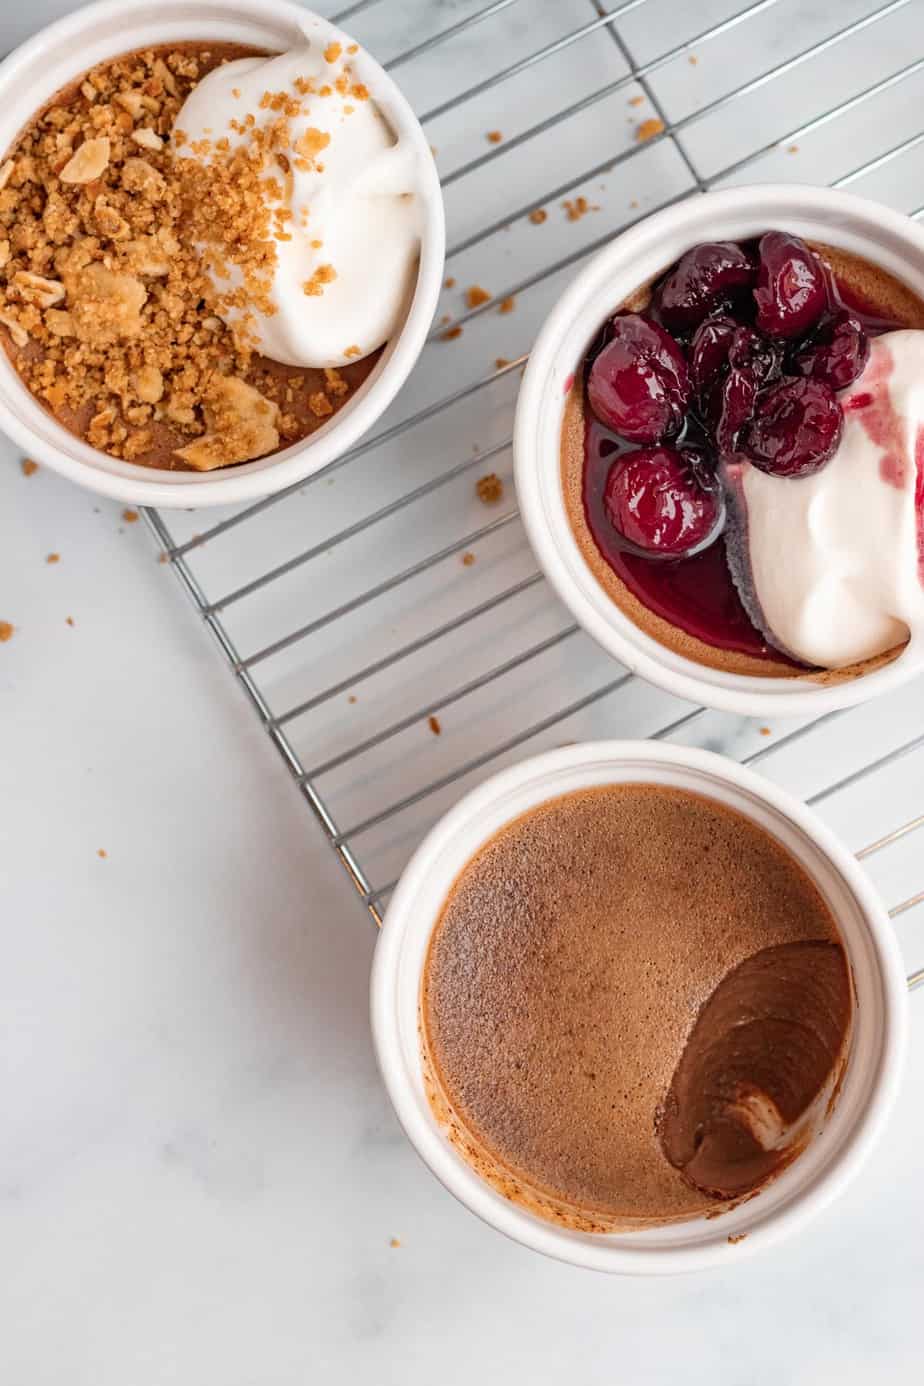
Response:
[580,230,905,659]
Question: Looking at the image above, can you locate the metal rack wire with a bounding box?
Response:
[142,0,924,991]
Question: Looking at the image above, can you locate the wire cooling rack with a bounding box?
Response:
[143,0,924,989]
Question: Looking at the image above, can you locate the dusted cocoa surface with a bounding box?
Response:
[422,784,850,1229]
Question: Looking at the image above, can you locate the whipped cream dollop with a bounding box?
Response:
[727,331,924,668]
[173,33,422,368]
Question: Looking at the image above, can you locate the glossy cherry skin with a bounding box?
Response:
[698,324,782,453]
[753,231,826,339]
[742,377,843,477]
[587,314,690,443]
[689,315,737,397]
[791,310,869,390]
[656,242,755,333]
[602,446,724,556]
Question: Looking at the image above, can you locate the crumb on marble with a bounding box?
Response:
[498,295,515,314]
[461,551,475,567]
[495,357,510,369]
[529,208,547,224]
[428,715,441,736]
[122,508,139,523]
[759,726,771,736]
[46,552,60,564]
[442,324,463,340]
[21,458,38,476]
[636,117,665,142]
[466,285,491,309]
[66,616,75,627]
[486,130,503,144]
[389,1237,401,1248]
[476,473,503,504]
[97,848,108,859]
[0,620,14,642]
[562,196,598,222]
[444,276,456,288]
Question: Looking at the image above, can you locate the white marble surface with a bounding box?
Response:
[2,0,924,1380]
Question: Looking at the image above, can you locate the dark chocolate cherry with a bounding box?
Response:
[587,314,690,443]
[753,231,826,339]
[603,445,723,556]
[743,377,843,477]
[792,310,869,391]
[656,242,755,333]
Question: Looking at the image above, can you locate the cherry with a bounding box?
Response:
[708,368,759,455]
[587,314,690,443]
[743,377,843,477]
[655,242,755,333]
[689,315,737,397]
[696,324,782,453]
[753,231,826,339]
[791,309,869,391]
[603,445,723,556]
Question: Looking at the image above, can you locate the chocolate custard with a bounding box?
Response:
[560,242,924,679]
[421,785,852,1231]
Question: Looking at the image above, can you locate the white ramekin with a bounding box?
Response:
[514,185,924,716]
[371,741,907,1275]
[0,0,444,507]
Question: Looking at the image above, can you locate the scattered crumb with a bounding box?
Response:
[439,314,451,325]
[727,1233,748,1245]
[389,1237,401,1249]
[66,616,75,627]
[688,54,698,65]
[348,694,357,704]
[461,551,476,567]
[465,285,492,309]
[498,296,515,314]
[97,848,107,859]
[759,726,771,737]
[562,196,598,222]
[46,552,60,564]
[636,117,665,143]
[528,208,548,224]
[788,144,799,154]
[495,357,510,369]
[628,95,644,107]
[21,458,38,477]
[476,473,504,505]
[428,715,442,736]
[122,508,139,523]
[630,199,639,208]
[0,620,14,642]
[444,276,456,288]
[158,552,169,564]
[442,325,463,340]
[486,130,503,144]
